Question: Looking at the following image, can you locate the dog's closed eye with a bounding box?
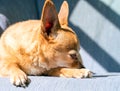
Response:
[69,53,77,60]
[68,50,78,60]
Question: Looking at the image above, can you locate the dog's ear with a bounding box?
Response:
[41,0,60,37]
[58,1,69,25]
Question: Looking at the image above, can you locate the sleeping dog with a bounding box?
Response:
[0,0,92,87]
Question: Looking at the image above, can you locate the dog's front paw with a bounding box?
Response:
[10,70,30,87]
[60,68,92,78]
[75,68,92,78]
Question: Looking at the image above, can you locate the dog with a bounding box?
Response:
[0,0,92,87]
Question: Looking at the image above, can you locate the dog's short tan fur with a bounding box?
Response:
[0,0,92,87]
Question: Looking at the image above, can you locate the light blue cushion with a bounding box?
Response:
[0,74,120,91]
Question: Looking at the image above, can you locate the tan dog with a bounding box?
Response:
[0,0,92,87]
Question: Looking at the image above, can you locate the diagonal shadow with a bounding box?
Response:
[69,22,120,72]
[67,0,120,72]
[86,0,120,29]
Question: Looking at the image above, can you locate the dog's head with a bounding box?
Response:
[40,0,84,69]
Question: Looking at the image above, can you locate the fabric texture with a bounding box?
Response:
[0,74,120,91]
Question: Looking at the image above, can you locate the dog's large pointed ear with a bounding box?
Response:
[41,0,60,37]
[58,1,69,25]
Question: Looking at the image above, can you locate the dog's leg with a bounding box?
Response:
[0,62,30,87]
[46,68,92,78]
